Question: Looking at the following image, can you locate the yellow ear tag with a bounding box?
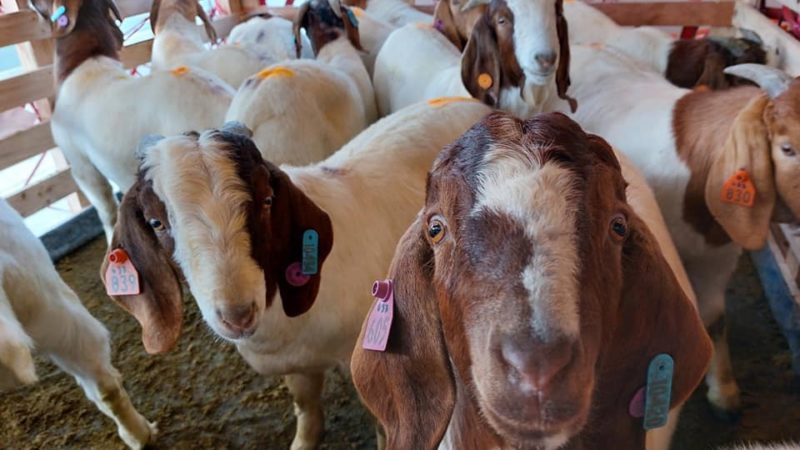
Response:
[589,42,605,50]
[477,73,493,90]
[721,168,756,207]
[171,66,190,76]
[352,6,364,17]
[427,96,479,107]
[256,66,295,80]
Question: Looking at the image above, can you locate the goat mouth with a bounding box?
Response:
[481,400,584,445]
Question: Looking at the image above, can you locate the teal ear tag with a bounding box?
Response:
[643,353,674,430]
[301,230,319,275]
[345,8,359,28]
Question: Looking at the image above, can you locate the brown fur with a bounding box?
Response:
[667,38,767,90]
[293,0,363,57]
[51,0,123,84]
[149,0,218,43]
[352,112,711,450]
[433,0,485,51]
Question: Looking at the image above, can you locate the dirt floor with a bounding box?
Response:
[1,236,799,450]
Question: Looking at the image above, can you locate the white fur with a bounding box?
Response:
[152,13,311,89]
[225,36,377,166]
[350,7,397,76]
[142,99,492,449]
[722,444,800,450]
[0,199,155,449]
[363,0,432,26]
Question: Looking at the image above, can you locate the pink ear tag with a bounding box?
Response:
[629,386,646,418]
[362,279,394,352]
[105,249,141,296]
[285,262,310,287]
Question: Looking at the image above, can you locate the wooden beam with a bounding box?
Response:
[7,168,78,217]
[120,40,154,68]
[0,67,54,114]
[0,122,55,170]
[0,10,51,48]
[117,0,153,18]
[593,1,735,27]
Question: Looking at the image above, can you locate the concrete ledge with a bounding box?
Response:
[41,206,103,262]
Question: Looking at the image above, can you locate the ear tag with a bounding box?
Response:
[362,279,394,352]
[478,73,493,90]
[721,168,756,207]
[105,249,141,296]
[285,262,310,287]
[434,18,445,32]
[51,5,69,28]
[345,8,359,28]
[643,353,674,430]
[301,229,319,275]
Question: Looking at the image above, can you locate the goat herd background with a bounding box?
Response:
[1,0,800,448]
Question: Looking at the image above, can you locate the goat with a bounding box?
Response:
[150,0,312,88]
[563,0,771,90]
[102,98,492,449]
[373,0,576,118]
[224,0,377,167]
[346,6,396,76]
[0,200,155,449]
[351,112,712,450]
[722,444,800,450]
[31,0,234,243]
[564,44,800,420]
[344,0,432,26]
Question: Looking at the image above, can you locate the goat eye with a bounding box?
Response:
[610,215,627,240]
[781,144,796,156]
[497,17,507,25]
[148,218,165,231]
[428,218,446,244]
[264,196,273,207]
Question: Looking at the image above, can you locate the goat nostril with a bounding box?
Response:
[535,51,557,70]
[500,336,573,392]
[218,303,256,331]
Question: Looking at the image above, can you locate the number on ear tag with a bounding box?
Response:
[643,354,674,430]
[104,249,141,296]
[362,280,394,352]
[721,169,756,207]
[301,230,319,275]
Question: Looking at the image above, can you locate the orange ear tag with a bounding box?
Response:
[720,168,756,207]
[105,248,141,296]
[352,6,364,17]
[478,73,493,90]
[171,66,190,76]
[256,66,295,80]
[427,96,479,107]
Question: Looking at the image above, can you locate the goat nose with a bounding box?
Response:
[535,51,557,71]
[217,303,256,331]
[500,335,573,393]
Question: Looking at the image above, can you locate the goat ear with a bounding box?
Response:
[340,4,364,52]
[107,0,122,22]
[434,0,463,50]
[612,210,712,415]
[461,16,501,106]
[696,51,729,89]
[268,166,333,317]
[293,2,311,57]
[102,181,183,354]
[705,94,775,250]
[149,0,161,33]
[555,0,577,112]
[351,216,455,450]
[196,1,218,43]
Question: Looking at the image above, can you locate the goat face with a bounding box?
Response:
[352,112,711,449]
[149,0,217,42]
[293,0,362,57]
[30,0,121,38]
[102,125,332,353]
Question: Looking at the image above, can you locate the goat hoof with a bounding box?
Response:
[120,420,157,450]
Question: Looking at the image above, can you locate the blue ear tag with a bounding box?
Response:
[301,230,319,275]
[345,8,359,28]
[643,353,674,430]
[51,4,66,21]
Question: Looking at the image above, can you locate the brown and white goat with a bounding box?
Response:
[352,112,712,450]
[373,0,576,117]
[566,44,800,418]
[30,0,233,243]
[102,99,492,449]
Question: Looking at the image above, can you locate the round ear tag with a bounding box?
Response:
[478,73,493,90]
[285,262,310,287]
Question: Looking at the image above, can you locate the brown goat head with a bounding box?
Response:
[352,112,711,449]
[293,0,362,57]
[30,0,120,37]
[103,124,333,353]
[433,0,486,51]
[666,37,767,90]
[149,0,217,43]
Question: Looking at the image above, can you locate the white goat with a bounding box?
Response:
[373,0,576,118]
[563,45,800,420]
[150,0,312,89]
[356,0,432,26]
[347,6,396,76]
[42,0,234,242]
[104,98,492,449]
[225,0,377,166]
[0,200,154,449]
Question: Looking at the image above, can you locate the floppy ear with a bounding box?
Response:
[106,0,122,22]
[434,0,463,50]
[351,216,455,450]
[149,0,161,33]
[340,4,364,52]
[293,2,311,57]
[555,0,577,112]
[101,181,183,354]
[461,16,500,106]
[48,0,84,36]
[696,51,730,89]
[195,1,218,43]
[705,94,775,250]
